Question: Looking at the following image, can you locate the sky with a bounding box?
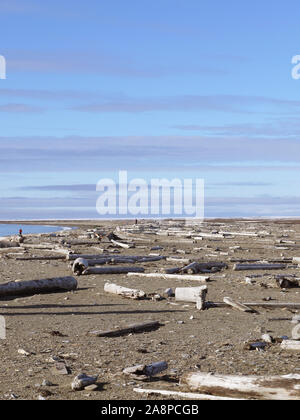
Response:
[1,0,300,219]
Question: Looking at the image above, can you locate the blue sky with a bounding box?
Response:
[1,0,300,219]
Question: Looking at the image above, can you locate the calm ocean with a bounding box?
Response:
[0,224,69,238]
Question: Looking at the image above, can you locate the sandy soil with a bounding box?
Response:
[0,218,299,400]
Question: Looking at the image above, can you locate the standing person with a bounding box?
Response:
[18,228,24,243]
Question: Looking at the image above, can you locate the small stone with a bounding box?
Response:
[84,384,98,391]
[261,334,273,343]
[71,373,98,391]
[18,349,31,356]
[41,380,53,387]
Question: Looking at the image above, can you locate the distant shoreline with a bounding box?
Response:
[1,217,300,227]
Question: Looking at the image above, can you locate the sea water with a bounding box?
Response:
[0,224,69,238]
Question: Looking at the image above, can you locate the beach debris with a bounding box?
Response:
[164,288,174,297]
[51,362,70,376]
[72,258,89,275]
[0,241,20,248]
[261,334,273,343]
[274,275,299,289]
[243,341,267,351]
[180,372,300,400]
[104,282,146,300]
[89,320,161,337]
[196,285,208,310]
[110,239,135,249]
[82,266,145,275]
[127,272,209,282]
[280,340,300,351]
[0,276,77,297]
[223,297,255,313]
[133,387,243,400]
[175,285,208,303]
[71,373,98,391]
[17,348,31,356]
[233,263,287,271]
[123,361,168,380]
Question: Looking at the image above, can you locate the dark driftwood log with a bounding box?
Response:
[89,321,161,337]
[0,241,20,248]
[0,276,77,297]
[16,256,66,261]
[233,263,286,271]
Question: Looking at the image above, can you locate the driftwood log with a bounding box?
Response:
[89,321,161,337]
[133,388,243,400]
[0,276,77,297]
[127,272,209,282]
[83,266,145,275]
[175,286,208,303]
[281,340,300,351]
[110,239,135,249]
[0,241,20,248]
[180,372,300,400]
[206,301,300,310]
[223,297,255,313]
[104,282,146,299]
[233,263,286,271]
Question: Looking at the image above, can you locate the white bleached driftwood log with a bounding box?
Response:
[82,266,145,275]
[104,282,146,299]
[110,239,135,249]
[180,372,300,400]
[133,388,244,400]
[127,272,209,282]
[280,340,300,351]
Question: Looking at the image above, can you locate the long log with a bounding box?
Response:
[233,263,286,271]
[0,247,22,254]
[206,301,300,310]
[0,276,77,297]
[180,372,300,400]
[133,388,243,400]
[89,321,161,337]
[67,253,107,261]
[104,282,146,299]
[0,241,20,248]
[16,256,66,261]
[83,266,145,275]
[127,272,209,282]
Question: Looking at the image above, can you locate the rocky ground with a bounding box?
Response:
[0,218,299,400]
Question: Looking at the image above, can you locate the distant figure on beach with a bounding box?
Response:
[18,228,24,243]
